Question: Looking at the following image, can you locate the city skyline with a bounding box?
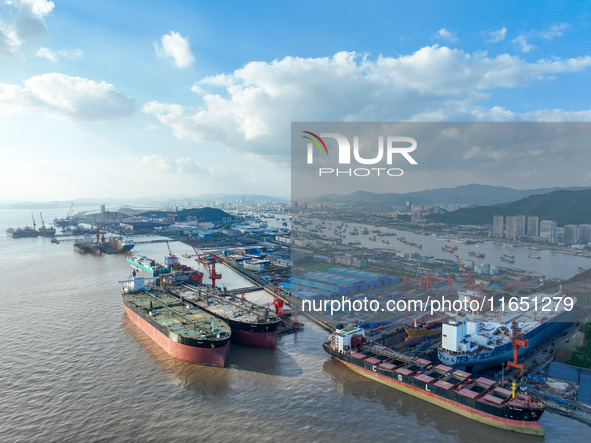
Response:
[2,1,591,202]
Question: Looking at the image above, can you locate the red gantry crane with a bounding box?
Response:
[181,233,222,288]
[506,320,528,376]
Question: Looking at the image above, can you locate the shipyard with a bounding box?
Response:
[4,195,591,440]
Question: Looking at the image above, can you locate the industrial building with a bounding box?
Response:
[290,267,399,299]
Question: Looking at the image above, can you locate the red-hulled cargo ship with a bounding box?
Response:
[324,325,546,435]
[120,278,231,367]
[168,285,280,350]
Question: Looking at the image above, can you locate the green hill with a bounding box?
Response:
[138,207,234,222]
[428,189,591,225]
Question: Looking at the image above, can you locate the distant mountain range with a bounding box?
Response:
[429,189,591,226]
[315,184,590,207]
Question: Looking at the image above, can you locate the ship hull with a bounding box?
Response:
[74,243,102,254]
[405,326,442,345]
[187,293,279,349]
[324,344,544,435]
[215,316,279,349]
[229,328,278,350]
[103,238,135,254]
[123,304,230,367]
[10,231,39,238]
[166,285,280,350]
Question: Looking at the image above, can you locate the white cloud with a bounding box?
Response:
[509,24,568,54]
[512,35,535,52]
[154,31,195,68]
[142,47,591,162]
[36,47,83,61]
[0,73,135,121]
[20,0,55,17]
[36,47,57,61]
[436,28,458,42]
[539,23,569,40]
[0,22,22,55]
[190,84,206,95]
[0,0,54,56]
[487,27,507,43]
[137,154,223,176]
[463,145,507,160]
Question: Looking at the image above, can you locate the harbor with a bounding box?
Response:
[2,205,591,441]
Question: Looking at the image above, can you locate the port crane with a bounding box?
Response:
[30,212,36,231]
[506,320,528,376]
[181,233,222,288]
[265,283,303,330]
[402,275,428,290]
[91,215,106,245]
[425,274,454,294]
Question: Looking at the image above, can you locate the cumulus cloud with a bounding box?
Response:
[154,31,195,68]
[436,28,458,42]
[0,0,54,56]
[142,47,591,161]
[487,27,507,43]
[20,0,54,16]
[0,73,135,121]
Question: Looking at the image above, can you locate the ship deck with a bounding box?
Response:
[170,285,279,326]
[325,340,546,434]
[123,290,230,340]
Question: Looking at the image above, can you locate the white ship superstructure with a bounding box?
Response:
[438,290,575,372]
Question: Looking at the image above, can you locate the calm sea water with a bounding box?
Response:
[295,219,590,280]
[0,208,588,442]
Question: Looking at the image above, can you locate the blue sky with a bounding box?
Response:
[2,0,591,202]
